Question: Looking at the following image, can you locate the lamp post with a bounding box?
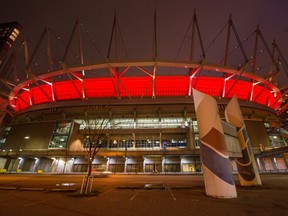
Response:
[20,136,30,151]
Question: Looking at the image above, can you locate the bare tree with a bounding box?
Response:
[80,109,111,194]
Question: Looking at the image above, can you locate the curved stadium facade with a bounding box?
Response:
[0,14,287,174]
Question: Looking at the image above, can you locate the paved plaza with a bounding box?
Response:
[0,174,287,216]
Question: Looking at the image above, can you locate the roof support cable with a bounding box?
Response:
[66,71,83,99]
[141,79,153,99]
[188,64,203,96]
[273,41,288,79]
[251,26,260,74]
[219,31,254,67]
[109,67,121,99]
[193,12,206,62]
[231,20,249,64]
[49,28,78,63]
[77,17,85,77]
[258,30,280,74]
[79,22,107,62]
[25,28,47,76]
[1,80,29,107]
[192,61,204,89]
[174,16,193,61]
[153,8,158,61]
[107,11,117,61]
[61,61,83,99]
[252,82,269,103]
[204,20,228,59]
[116,19,130,60]
[62,19,78,62]
[224,15,232,67]
[224,60,251,98]
[30,76,52,102]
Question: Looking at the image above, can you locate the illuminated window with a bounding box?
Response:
[9,34,16,41]
[13,28,20,35]
[0,127,11,149]
[48,122,72,149]
[49,136,68,148]
[136,118,159,128]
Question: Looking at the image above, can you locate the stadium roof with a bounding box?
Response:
[0,11,287,125]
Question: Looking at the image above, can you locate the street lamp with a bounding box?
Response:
[20,136,30,151]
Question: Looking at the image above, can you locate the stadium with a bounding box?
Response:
[0,12,287,174]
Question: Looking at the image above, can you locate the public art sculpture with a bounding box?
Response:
[193,88,237,198]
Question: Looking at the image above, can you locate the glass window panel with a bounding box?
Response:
[48,135,68,149]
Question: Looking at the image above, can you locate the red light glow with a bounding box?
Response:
[11,76,282,111]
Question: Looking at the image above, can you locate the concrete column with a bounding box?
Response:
[143,157,146,173]
[271,157,278,171]
[106,158,110,171]
[33,158,39,172]
[188,121,195,150]
[256,157,264,172]
[132,133,136,149]
[17,158,24,170]
[193,88,237,199]
[284,153,288,170]
[180,156,184,173]
[4,158,11,170]
[162,157,165,173]
[225,95,262,186]
[159,132,162,149]
[124,158,128,173]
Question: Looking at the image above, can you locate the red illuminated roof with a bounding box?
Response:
[9,61,282,112]
[3,14,287,116]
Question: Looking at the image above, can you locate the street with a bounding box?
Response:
[0,174,287,216]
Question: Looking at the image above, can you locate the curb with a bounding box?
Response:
[0,186,17,190]
[117,186,141,190]
[19,188,45,191]
[169,186,203,190]
[0,187,78,192]
[50,188,78,192]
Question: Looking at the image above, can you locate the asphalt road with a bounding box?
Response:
[0,174,287,216]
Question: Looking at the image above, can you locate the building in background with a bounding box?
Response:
[0,14,287,174]
[0,22,21,66]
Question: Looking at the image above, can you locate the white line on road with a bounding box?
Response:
[130,190,141,201]
[167,189,176,201]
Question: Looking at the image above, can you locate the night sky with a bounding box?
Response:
[1,0,288,85]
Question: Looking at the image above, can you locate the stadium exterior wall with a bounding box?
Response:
[0,98,287,174]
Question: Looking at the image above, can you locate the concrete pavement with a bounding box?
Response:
[0,174,287,216]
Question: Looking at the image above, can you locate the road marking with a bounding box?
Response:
[130,190,141,201]
[167,189,176,201]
